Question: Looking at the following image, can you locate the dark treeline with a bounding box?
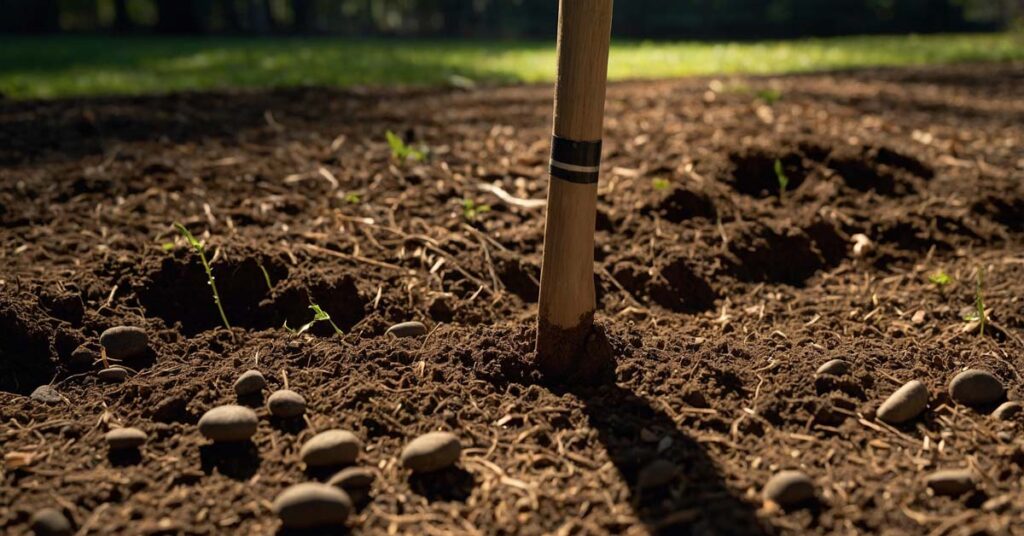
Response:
[1,0,1018,38]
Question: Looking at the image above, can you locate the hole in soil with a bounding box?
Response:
[973,193,1024,232]
[728,151,807,198]
[803,219,848,267]
[0,298,57,395]
[271,275,366,336]
[727,224,826,285]
[642,186,717,222]
[494,251,540,303]
[648,257,717,312]
[827,145,930,195]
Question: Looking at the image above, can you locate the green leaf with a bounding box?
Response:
[651,177,670,191]
[928,271,952,286]
[773,159,789,197]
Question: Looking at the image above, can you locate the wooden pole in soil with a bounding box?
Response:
[535,0,614,380]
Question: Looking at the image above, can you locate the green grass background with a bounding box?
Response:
[1,33,1021,99]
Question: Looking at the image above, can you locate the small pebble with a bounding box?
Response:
[69,344,97,366]
[815,359,851,377]
[105,427,147,450]
[400,431,461,473]
[98,366,130,383]
[30,385,62,404]
[300,430,361,467]
[948,369,1005,408]
[233,370,267,397]
[328,466,376,491]
[386,321,428,338]
[99,326,148,360]
[762,470,815,507]
[272,482,352,529]
[877,380,929,424]
[637,459,677,489]
[925,468,975,496]
[992,401,1023,421]
[267,390,306,418]
[198,405,258,442]
[29,507,72,536]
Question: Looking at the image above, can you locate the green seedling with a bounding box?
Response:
[757,88,782,104]
[386,130,426,163]
[161,242,175,251]
[289,303,343,336]
[461,198,491,221]
[773,159,790,199]
[258,263,274,292]
[651,177,670,191]
[174,223,231,330]
[343,192,361,204]
[961,268,987,336]
[928,270,952,287]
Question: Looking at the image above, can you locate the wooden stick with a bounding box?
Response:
[535,0,614,379]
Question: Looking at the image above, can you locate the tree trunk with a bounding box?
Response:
[112,0,133,32]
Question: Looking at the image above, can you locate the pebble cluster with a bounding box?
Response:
[765,362,1019,508]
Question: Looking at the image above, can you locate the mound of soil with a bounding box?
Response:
[2,63,1024,535]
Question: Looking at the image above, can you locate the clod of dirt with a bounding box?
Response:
[268,390,306,418]
[233,370,267,397]
[728,223,827,285]
[400,431,461,473]
[300,430,361,467]
[328,466,376,491]
[816,359,851,377]
[29,507,72,536]
[272,483,352,530]
[948,369,1005,408]
[386,321,428,338]
[992,401,1023,421]
[198,405,258,442]
[30,385,62,404]
[877,380,929,424]
[637,459,678,489]
[99,326,148,360]
[69,344,97,368]
[762,470,815,508]
[105,427,147,450]
[98,366,130,383]
[643,185,717,222]
[925,468,976,496]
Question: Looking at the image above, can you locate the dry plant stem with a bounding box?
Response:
[535,0,614,379]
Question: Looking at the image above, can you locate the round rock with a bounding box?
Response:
[328,466,376,491]
[98,366,130,383]
[925,468,975,496]
[99,326,148,360]
[386,321,428,338]
[877,380,929,424]
[992,401,1023,421]
[233,370,267,397]
[272,482,352,529]
[30,385,62,404]
[762,470,815,507]
[637,459,678,489]
[268,389,306,418]
[816,359,851,377]
[400,431,461,473]
[29,507,71,536]
[106,427,147,450]
[198,405,258,442]
[948,369,1004,408]
[300,430,361,467]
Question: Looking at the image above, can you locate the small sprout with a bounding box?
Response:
[258,263,273,292]
[343,192,361,204]
[928,271,952,287]
[295,303,343,336]
[651,177,670,191]
[975,268,987,336]
[161,242,175,251]
[174,223,231,330]
[757,89,782,104]
[773,159,790,199]
[461,198,491,221]
[385,130,426,163]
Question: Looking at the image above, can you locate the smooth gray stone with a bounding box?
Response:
[816,359,851,377]
[386,321,428,338]
[105,427,147,450]
[948,369,1004,408]
[300,430,361,467]
[925,468,975,496]
[29,507,72,536]
[400,431,461,473]
[198,405,258,442]
[877,380,928,424]
[272,483,352,529]
[763,470,815,507]
[267,390,306,418]
[992,401,1023,421]
[98,366,130,383]
[233,370,267,397]
[327,466,376,490]
[30,385,62,404]
[99,326,148,360]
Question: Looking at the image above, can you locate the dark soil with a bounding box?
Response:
[2,62,1024,535]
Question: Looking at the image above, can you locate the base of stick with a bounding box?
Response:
[535,316,615,384]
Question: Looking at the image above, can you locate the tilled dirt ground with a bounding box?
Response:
[2,62,1024,535]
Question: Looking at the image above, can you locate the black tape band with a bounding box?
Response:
[550,136,602,184]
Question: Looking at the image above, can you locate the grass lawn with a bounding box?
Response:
[0,33,1022,99]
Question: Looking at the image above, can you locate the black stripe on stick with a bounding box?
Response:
[551,136,602,167]
[550,166,600,184]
